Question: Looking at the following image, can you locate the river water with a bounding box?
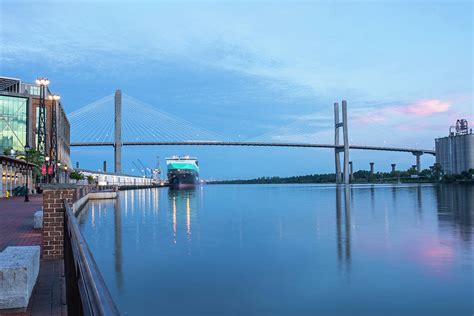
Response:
[77,184,473,315]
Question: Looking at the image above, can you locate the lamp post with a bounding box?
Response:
[35,77,49,156]
[48,94,60,183]
[45,156,50,183]
[57,161,61,183]
[24,145,30,202]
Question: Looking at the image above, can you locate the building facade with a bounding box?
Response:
[0,76,71,167]
[0,155,34,198]
[435,119,474,175]
[77,169,154,186]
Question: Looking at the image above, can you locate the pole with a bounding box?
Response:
[24,167,29,202]
[342,100,350,185]
[37,83,47,156]
[50,97,58,183]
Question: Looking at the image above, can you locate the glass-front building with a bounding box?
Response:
[0,95,27,153]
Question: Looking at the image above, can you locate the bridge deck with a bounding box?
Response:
[70,141,435,155]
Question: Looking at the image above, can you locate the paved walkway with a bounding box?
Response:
[0,195,42,251]
[0,196,67,316]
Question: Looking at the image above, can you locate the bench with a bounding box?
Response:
[0,246,40,310]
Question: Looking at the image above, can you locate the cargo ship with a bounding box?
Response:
[166,156,199,189]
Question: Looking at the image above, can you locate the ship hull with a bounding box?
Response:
[167,169,199,190]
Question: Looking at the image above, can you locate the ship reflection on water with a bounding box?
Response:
[168,189,197,243]
[77,184,473,316]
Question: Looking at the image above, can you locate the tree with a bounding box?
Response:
[87,175,95,184]
[3,147,12,156]
[22,149,44,181]
[69,171,85,181]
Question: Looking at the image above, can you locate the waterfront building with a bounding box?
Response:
[435,119,474,175]
[0,155,34,198]
[0,76,71,195]
[0,76,71,166]
[77,169,154,186]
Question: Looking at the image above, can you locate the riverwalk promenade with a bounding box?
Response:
[0,196,66,316]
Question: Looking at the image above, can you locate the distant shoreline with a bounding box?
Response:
[207,168,474,185]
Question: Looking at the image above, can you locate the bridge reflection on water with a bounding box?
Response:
[76,184,472,315]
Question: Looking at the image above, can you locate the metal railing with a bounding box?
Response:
[64,200,120,316]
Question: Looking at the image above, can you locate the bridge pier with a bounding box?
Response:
[412,151,422,174]
[370,162,374,176]
[391,163,396,173]
[114,90,122,174]
[334,103,342,184]
[334,101,350,184]
[342,101,350,185]
[349,161,353,182]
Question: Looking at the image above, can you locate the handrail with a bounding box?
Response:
[64,200,120,316]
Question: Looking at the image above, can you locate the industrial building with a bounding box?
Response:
[435,119,474,175]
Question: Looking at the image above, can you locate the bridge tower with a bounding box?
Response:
[334,100,350,184]
[114,90,122,174]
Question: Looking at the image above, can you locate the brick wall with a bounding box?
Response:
[41,185,95,260]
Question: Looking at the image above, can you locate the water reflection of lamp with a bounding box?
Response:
[172,196,177,244]
[168,190,196,245]
[186,196,191,240]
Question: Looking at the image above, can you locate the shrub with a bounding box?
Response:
[87,175,95,184]
[70,171,85,181]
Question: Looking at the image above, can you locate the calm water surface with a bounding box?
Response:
[77,184,473,315]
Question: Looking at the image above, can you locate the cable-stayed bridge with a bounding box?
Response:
[69,90,435,184]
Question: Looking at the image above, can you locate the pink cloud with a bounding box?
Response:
[397,99,451,116]
[352,99,452,125]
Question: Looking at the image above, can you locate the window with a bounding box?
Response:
[28,86,40,96]
[0,95,28,152]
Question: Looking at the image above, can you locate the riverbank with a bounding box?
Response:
[209,168,474,185]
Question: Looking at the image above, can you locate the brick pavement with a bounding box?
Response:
[0,195,42,251]
[0,196,67,315]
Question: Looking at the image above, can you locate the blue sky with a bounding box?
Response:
[1,0,472,178]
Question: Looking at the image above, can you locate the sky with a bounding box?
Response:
[1,0,472,179]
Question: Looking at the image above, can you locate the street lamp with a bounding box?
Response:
[48,94,60,184]
[35,78,50,86]
[64,165,68,183]
[45,156,50,183]
[24,145,30,202]
[35,77,49,156]
[57,161,61,183]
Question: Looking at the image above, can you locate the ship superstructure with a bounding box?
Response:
[166,156,199,189]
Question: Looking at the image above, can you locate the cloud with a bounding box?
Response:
[352,99,452,125]
[398,99,451,116]
[2,1,472,102]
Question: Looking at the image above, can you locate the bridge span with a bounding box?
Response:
[70,140,435,156]
[70,91,435,184]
